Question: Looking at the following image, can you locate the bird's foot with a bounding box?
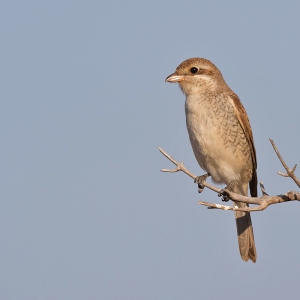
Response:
[218,180,237,202]
[194,173,210,193]
[218,189,230,202]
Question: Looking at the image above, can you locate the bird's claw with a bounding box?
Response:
[218,189,230,202]
[194,173,210,193]
[218,180,236,201]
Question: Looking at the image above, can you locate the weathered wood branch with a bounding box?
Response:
[159,139,300,212]
[269,139,300,188]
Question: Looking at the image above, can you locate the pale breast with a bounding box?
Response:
[185,93,252,185]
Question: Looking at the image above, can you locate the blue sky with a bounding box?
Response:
[1,1,300,299]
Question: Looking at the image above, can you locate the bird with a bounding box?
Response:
[166,58,257,262]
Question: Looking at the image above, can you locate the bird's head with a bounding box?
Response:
[166,58,226,95]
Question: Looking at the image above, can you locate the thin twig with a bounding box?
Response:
[270,139,300,188]
[159,143,300,212]
[159,147,219,193]
[259,182,269,196]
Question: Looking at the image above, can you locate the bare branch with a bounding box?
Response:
[270,139,300,188]
[159,147,220,193]
[259,182,269,196]
[159,144,300,212]
[207,189,300,212]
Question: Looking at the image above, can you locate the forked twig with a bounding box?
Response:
[159,139,300,212]
[270,139,300,188]
[159,147,219,193]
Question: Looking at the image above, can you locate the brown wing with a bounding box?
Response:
[229,93,257,197]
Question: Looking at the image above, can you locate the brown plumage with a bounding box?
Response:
[166,58,257,262]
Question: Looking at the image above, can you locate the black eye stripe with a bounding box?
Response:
[190,67,198,74]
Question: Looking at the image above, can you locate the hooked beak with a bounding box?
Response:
[165,73,185,83]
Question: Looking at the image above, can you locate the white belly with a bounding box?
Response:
[185,93,251,186]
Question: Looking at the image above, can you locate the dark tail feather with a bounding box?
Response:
[234,176,257,263]
[250,169,257,197]
[235,203,257,262]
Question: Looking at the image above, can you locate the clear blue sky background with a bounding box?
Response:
[1,1,300,299]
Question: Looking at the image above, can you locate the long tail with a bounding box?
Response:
[234,203,257,262]
[233,180,257,263]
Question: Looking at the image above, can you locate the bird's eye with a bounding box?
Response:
[190,67,198,74]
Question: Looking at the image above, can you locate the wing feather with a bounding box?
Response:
[228,93,257,197]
